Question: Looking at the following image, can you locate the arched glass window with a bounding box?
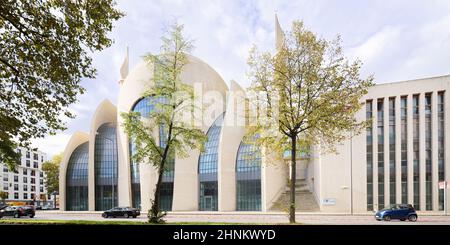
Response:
[198,113,224,211]
[129,96,174,210]
[236,140,261,211]
[66,142,89,211]
[95,123,118,211]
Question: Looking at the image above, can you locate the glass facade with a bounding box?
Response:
[412,95,420,210]
[94,123,118,211]
[129,96,174,210]
[66,142,89,211]
[438,92,445,211]
[400,97,408,204]
[389,98,396,205]
[198,113,224,211]
[236,140,261,211]
[425,93,432,210]
[366,101,374,211]
[377,99,385,210]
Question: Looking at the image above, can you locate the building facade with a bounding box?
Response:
[1,148,48,204]
[59,17,449,214]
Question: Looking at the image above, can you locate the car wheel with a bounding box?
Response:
[408,215,417,222]
[124,213,129,218]
[383,215,391,221]
[102,213,108,218]
[14,213,19,218]
[29,214,35,218]
[133,216,137,219]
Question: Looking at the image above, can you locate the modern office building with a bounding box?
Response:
[59,16,449,213]
[1,147,48,204]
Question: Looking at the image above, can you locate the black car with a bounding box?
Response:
[0,206,35,218]
[102,207,140,218]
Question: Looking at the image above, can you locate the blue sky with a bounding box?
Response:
[33,0,450,158]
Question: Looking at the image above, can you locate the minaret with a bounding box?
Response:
[119,46,129,84]
[275,13,284,51]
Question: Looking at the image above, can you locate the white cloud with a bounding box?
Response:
[348,26,402,65]
[31,133,72,159]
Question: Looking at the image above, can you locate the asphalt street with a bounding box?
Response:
[15,211,450,225]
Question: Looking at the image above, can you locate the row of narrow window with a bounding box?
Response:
[366,92,445,211]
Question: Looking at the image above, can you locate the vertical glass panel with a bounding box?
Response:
[438,92,445,211]
[389,98,396,205]
[400,96,408,204]
[425,93,432,210]
[412,95,420,210]
[66,142,89,211]
[95,123,118,211]
[236,139,261,211]
[377,99,385,210]
[198,113,224,211]
[366,100,374,211]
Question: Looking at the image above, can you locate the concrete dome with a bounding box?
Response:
[118,54,229,114]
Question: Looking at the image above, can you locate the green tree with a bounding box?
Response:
[42,153,62,195]
[0,0,123,169]
[121,23,207,223]
[247,21,374,223]
[0,191,8,204]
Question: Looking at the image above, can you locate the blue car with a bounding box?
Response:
[375,204,418,222]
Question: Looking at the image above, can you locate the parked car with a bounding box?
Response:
[42,204,54,210]
[375,204,417,222]
[22,205,36,217]
[0,206,35,218]
[102,207,140,218]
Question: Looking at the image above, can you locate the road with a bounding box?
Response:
[25,211,450,225]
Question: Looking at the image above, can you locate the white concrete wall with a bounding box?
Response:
[88,100,117,211]
[262,149,288,211]
[59,132,89,211]
[218,81,246,211]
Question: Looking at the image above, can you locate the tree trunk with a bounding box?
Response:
[289,135,297,223]
[150,159,165,222]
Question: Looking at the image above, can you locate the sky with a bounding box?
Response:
[32,0,450,158]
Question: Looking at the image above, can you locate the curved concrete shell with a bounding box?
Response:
[59,131,89,211]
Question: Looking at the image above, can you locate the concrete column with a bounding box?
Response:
[419,93,426,210]
[117,128,132,207]
[395,96,402,204]
[218,82,246,211]
[117,115,132,208]
[407,95,414,205]
[432,92,439,211]
[172,150,200,211]
[261,148,287,212]
[444,90,450,213]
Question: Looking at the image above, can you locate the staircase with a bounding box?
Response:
[269,179,320,212]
